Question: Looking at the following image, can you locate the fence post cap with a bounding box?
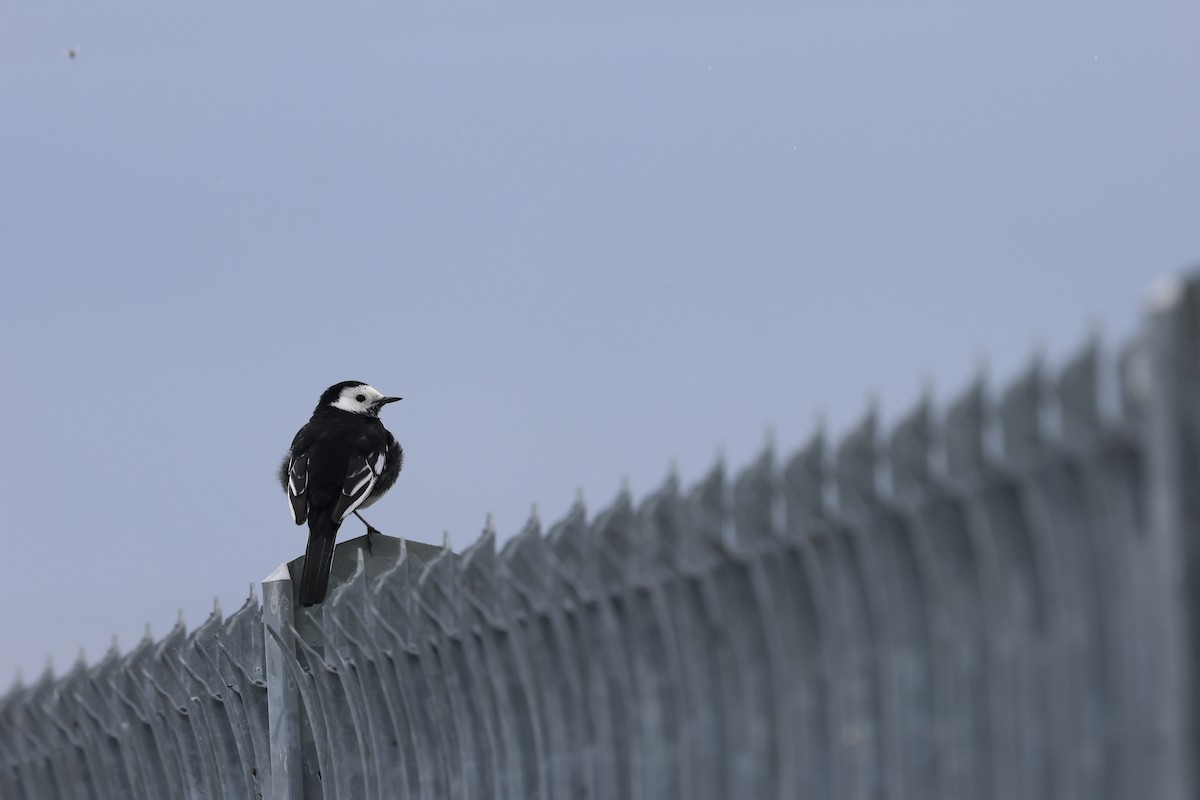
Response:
[262,563,292,584]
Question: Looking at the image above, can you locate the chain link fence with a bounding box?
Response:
[4,275,1200,799]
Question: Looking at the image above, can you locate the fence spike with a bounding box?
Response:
[1059,337,1102,446]
[835,402,879,513]
[999,353,1044,465]
[975,350,991,382]
[890,390,933,502]
[944,373,989,482]
[733,438,777,543]
[920,372,936,402]
[783,424,827,526]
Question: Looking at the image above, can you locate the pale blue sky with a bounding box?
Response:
[2,1,1198,682]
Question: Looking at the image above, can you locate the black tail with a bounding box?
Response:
[298,514,340,607]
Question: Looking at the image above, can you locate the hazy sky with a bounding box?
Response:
[2,1,1198,683]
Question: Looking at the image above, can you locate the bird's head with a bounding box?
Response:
[319,381,402,417]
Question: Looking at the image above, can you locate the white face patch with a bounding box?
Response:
[330,384,386,415]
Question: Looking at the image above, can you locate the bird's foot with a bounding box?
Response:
[354,511,385,554]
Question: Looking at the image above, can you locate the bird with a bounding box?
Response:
[279,381,403,606]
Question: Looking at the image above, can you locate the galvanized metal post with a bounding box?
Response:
[1142,276,1200,800]
[263,563,302,800]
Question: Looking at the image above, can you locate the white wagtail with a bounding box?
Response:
[279,381,403,606]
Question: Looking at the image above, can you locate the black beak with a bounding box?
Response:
[379,396,403,405]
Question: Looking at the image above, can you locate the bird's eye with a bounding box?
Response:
[356,394,366,402]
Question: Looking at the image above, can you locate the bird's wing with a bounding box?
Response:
[282,425,316,525]
[285,453,310,525]
[332,447,388,524]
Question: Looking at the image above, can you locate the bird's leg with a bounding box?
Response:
[353,511,382,554]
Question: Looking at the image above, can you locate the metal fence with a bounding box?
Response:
[4,275,1200,800]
